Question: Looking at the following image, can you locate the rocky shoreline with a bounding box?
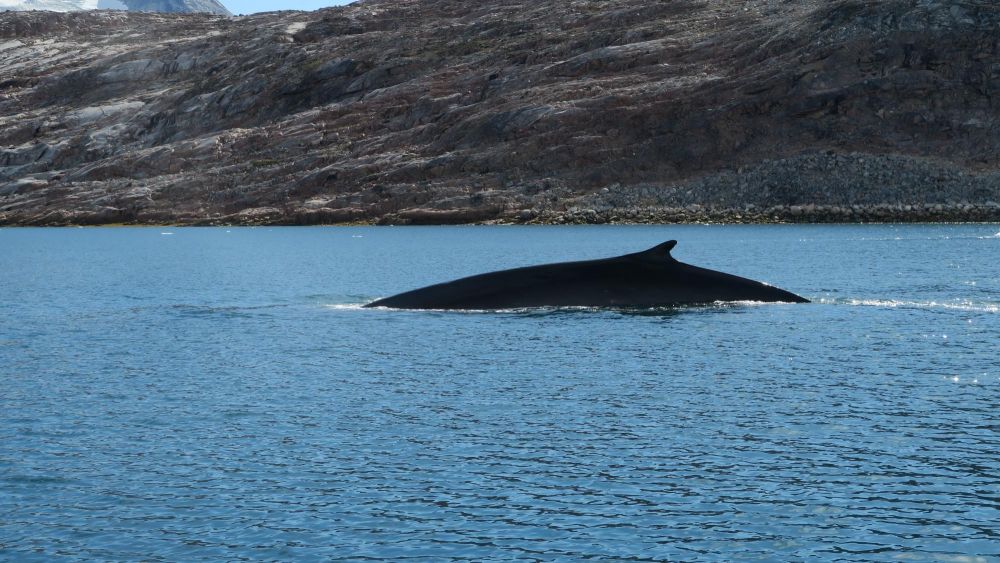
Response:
[7,203,1000,227]
[528,204,1000,226]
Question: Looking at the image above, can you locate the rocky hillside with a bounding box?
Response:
[1,0,999,225]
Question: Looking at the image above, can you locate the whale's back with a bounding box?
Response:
[365,241,808,309]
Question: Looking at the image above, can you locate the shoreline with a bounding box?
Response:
[3,203,1000,227]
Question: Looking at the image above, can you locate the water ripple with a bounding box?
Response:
[1,225,999,560]
[819,298,1000,313]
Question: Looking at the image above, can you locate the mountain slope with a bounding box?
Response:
[0,0,230,16]
[1,0,999,225]
[118,0,230,16]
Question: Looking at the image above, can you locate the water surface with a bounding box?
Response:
[1,224,998,560]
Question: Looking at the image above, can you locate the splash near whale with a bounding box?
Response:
[364,240,809,310]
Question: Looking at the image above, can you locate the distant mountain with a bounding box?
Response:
[0,0,229,15]
[1,0,999,226]
[115,0,230,16]
[0,0,97,11]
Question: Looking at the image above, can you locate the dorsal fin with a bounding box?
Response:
[637,240,677,260]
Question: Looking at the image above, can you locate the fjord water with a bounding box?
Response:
[1,224,998,561]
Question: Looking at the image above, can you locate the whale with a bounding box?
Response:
[364,240,809,310]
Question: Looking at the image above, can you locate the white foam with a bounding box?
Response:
[326,300,793,314]
[819,298,999,313]
[323,303,368,310]
[342,304,514,313]
[714,300,775,307]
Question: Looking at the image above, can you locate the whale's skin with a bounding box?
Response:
[364,240,809,310]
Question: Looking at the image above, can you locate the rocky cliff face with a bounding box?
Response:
[1,0,998,225]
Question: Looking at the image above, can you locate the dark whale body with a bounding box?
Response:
[364,240,809,310]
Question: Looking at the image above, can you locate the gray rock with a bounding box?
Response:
[1,0,999,225]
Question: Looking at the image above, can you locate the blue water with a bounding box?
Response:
[1,224,999,561]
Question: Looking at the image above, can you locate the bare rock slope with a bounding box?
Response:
[1,0,999,225]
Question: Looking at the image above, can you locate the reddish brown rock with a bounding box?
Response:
[1,0,999,225]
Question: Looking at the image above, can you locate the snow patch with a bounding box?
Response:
[0,0,97,11]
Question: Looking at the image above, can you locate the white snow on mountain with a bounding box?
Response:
[1,0,100,11]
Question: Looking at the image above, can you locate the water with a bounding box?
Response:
[1,224,998,561]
